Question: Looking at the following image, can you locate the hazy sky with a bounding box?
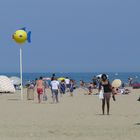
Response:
[0,0,140,72]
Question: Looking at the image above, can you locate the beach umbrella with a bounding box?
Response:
[96,74,102,78]
[96,74,108,78]
[58,77,65,81]
[12,27,31,100]
[10,76,21,85]
[112,79,122,88]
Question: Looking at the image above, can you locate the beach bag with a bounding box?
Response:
[43,91,47,101]
[27,88,34,100]
[99,86,104,99]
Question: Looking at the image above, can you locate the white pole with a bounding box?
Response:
[20,47,23,100]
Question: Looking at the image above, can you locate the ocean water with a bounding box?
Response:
[0,72,140,85]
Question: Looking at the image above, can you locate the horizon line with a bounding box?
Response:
[0,72,140,73]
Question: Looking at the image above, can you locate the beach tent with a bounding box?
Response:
[0,76,15,93]
[10,76,21,85]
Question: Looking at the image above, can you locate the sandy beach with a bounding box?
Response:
[0,87,140,140]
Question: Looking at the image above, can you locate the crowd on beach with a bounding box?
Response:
[27,74,77,104]
[79,76,131,95]
[25,73,136,115]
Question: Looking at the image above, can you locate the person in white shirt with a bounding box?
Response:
[50,77,60,103]
[65,77,70,92]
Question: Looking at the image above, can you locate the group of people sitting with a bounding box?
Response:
[80,77,130,95]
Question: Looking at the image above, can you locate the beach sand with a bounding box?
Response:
[0,87,140,140]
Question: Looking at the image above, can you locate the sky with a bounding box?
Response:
[0,0,140,73]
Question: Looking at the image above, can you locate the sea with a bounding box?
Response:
[0,72,140,86]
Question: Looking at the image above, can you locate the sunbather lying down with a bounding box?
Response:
[117,88,131,95]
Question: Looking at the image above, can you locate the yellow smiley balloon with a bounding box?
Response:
[13,30,27,44]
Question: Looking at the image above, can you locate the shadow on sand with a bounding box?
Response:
[135,123,140,125]
[8,99,20,101]
[95,113,112,116]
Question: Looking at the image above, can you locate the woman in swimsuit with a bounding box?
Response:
[99,74,114,115]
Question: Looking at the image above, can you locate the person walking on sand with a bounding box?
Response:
[69,79,74,96]
[99,74,114,115]
[60,80,66,96]
[51,77,60,103]
[65,77,70,92]
[36,76,45,103]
